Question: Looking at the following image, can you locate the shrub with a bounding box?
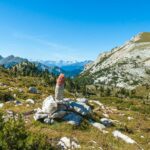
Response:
[0,90,14,102]
[0,113,56,150]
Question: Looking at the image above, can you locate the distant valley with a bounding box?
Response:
[0,55,91,77]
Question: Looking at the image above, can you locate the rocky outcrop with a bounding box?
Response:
[82,32,150,89]
[34,95,92,125]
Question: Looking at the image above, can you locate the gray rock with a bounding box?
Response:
[63,112,83,125]
[26,99,35,104]
[69,101,92,116]
[44,118,54,124]
[29,87,38,94]
[0,103,4,108]
[18,88,23,93]
[112,130,136,144]
[34,113,48,121]
[14,100,22,105]
[55,85,64,101]
[100,118,113,127]
[57,137,81,149]
[76,98,88,104]
[50,110,67,119]
[42,96,57,114]
[63,98,72,102]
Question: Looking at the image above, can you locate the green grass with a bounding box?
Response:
[0,69,150,149]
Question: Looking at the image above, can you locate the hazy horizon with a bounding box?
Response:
[0,0,150,61]
[0,54,93,62]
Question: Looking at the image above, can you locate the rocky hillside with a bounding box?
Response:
[82,32,150,89]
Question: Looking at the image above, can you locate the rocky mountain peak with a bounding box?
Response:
[131,32,150,43]
[0,55,3,60]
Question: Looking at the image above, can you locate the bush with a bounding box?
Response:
[0,90,14,102]
[0,113,56,150]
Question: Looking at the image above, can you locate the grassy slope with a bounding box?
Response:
[0,69,150,150]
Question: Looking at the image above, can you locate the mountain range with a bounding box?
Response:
[40,60,92,77]
[0,55,27,68]
[0,55,91,77]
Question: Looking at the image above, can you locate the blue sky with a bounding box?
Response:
[0,0,150,61]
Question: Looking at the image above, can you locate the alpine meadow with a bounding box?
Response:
[0,0,150,150]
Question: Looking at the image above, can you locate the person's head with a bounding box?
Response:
[57,73,65,86]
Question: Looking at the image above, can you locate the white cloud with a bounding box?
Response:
[11,32,86,61]
[13,32,73,51]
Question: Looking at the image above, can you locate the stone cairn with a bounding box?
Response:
[55,74,65,101]
[33,74,107,132]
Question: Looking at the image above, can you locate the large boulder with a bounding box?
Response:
[42,96,57,114]
[63,112,83,125]
[69,101,92,116]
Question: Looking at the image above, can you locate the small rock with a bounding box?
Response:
[18,88,23,93]
[119,113,125,116]
[26,99,35,104]
[140,135,144,138]
[44,118,54,124]
[112,130,136,144]
[29,87,38,94]
[0,103,4,108]
[127,116,134,120]
[91,100,103,107]
[63,98,72,101]
[34,113,48,121]
[100,118,113,127]
[89,120,107,133]
[9,87,13,91]
[89,140,97,144]
[58,137,81,149]
[26,104,30,107]
[14,100,22,106]
[76,98,88,103]
[103,113,109,118]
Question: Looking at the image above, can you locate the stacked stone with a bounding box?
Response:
[55,74,65,101]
